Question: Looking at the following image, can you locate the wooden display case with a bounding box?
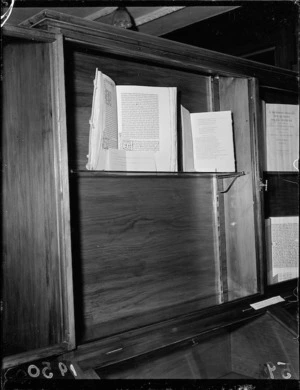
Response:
[2,10,298,380]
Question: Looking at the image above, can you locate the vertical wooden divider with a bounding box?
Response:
[49,33,76,350]
[219,77,259,300]
[210,76,228,303]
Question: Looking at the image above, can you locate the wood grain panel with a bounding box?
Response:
[2,40,63,355]
[219,78,258,299]
[70,176,220,342]
[64,48,210,170]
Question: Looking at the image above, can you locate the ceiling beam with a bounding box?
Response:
[86,6,187,27]
[84,7,117,21]
[137,6,240,36]
[134,6,185,27]
[81,5,239,36]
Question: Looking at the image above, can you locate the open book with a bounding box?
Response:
[87,69,177,171]
[181,106,236,172]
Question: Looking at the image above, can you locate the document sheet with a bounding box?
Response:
[266,216,299,283]
[264,103,299,171]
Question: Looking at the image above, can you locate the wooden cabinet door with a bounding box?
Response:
[2,26,75,368]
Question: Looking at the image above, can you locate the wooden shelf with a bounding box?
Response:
[70,170,246,179]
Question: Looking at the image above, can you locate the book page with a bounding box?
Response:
[190,111,235,172]
[107,149,156,171]
[266,217,299,284]
[180,105,194,172]
[116,85,177,171]
[265,104,299,171]
[86,69,101,170]
[101,73,118,150]
[86,70,118,170]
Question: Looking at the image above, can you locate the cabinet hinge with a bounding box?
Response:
[259,178,268,192]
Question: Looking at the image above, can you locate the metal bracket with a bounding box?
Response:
[218,171,246,194]
[220,175,240,193]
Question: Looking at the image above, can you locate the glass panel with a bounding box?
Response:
[260,90,299,285]
[65,46,261,342]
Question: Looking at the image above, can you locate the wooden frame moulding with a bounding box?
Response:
[21,9,298,93]
[2,27,75,370]
[49,31,76,352]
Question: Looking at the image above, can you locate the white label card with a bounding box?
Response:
[250,296,285,310]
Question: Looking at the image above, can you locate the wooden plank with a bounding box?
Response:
[219,77,258,300]
[137,6,239,36]
[20,9,298,93]
[2,345,69,370]
[217,181,229,302]
[2,33,75,363]
[248,78,265,295]
[97,329,232,379]
[2,24,56,41]
[211,77,228,302]
[49,33,76,350]
[84,7,117,21]
[135,6,185,28]
[61,297,264,370]
[71,176,221,342]
[2,40,63,356]
[7,7,109,26]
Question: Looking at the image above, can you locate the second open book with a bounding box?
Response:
[181,106,235,172]
[87,69,236,172]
